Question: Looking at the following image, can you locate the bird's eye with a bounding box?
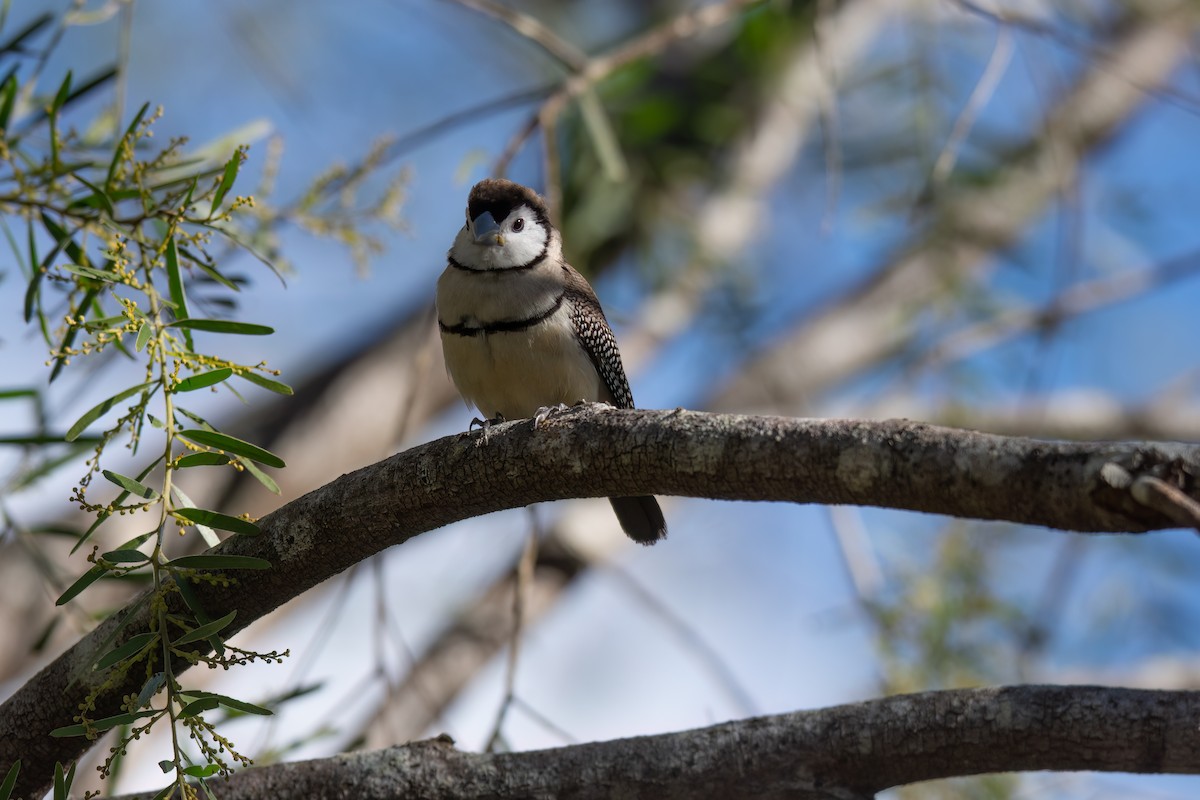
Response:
[512,218,525,233]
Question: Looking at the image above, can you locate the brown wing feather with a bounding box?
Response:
[561,263,635,409]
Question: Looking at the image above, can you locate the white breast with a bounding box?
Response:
[436,261,609,420]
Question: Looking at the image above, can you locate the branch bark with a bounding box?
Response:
[3,408,1198,797]
[113,685,1200,799]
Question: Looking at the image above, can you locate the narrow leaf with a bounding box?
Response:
[66,381,155,441]
[136,673,166,708]
[56,564,105,606]
[94,632,157,671]
[210,149,242,214]
[237,370,293,395]
[0,761,19,800]
[173,368,232,393]
[175,452,229,468]
[174,610,236,646]
[174,507,259,536]
[100,549,149,565]
[182,764,221,779]
[71,460,162,555]
[170,484,219,547]
[168,554,271,571]
[101,469,159,500]
[164,238,193,350]
[106,102,149,191]
[176,577,224,656]
[168,318,273,336]
[177,429,284,468]
[180,691,272,717]
[179,697,219,718]
[50,710,157,738]
[134,322,152,352]
[238,456,280,494]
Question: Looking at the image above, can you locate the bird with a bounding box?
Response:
[436,178,667,545]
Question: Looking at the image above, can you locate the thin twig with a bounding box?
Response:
[494,0,765,178]
[930,23,1013,187]
[1131,476,1200,533]
[608,565,759,717]
[485,524,539,751]
[446,0,587,70]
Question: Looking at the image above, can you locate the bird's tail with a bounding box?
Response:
[609,496,667,545]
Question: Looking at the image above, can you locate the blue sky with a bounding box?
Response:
[2,2,1199,797]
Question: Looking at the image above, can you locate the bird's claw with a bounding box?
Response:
[532,403,570,429]
[469,413,506,445]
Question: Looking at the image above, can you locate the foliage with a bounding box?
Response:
[0,9,403,798]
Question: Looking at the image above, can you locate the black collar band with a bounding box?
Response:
[439,291,566,337]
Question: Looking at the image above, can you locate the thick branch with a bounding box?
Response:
[114,685,1200,799]
[3,409,1198,797]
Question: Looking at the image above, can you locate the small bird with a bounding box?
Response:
[436,178,666,545]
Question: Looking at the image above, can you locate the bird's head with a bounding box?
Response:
[449,179,553,271]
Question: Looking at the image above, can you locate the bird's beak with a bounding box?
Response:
[472,212,503,246]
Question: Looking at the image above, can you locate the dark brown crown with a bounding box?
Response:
[467,179,549,226]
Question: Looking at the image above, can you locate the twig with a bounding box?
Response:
[446,0,587,70]
[494,0,765,177]
[1131,476,1200,534]
[609,565,760,717]
[485,524,539,751]
[929,23,1013,188]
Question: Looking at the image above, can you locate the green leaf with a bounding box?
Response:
[136,672,166,708]
[0,760,19,800]
[0,74,17,133]
[179,696,219,718]
[182,764,221,779]
[56,564,105,606]
[65,381,155,441]
[101,469,159,500]
[176,577,224,656]
[238,456,280,494]
[168,554,271,571]
[210,148,242,215]
[68,173,115,216]
[150,784,175,800]
[50,709,157,738]
[179,690,272,717]
[174,507,260,536]
[106,102,149,192]
[173,368,232,393]
[135,322,152,352]
[174,610,236,646]
[237,370,293,395]
[94,632,157,671]
[170,484,219,547]
[175,452,229,468]
[157,760,174,775]
[58,263,113,282]
[168,318,273,336]
[71,460,162,555]
[100,549,150,565]
[52,760,66,800]
[177,429,284,468]
[164,238,193,350]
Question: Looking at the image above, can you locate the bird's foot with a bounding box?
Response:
[469,413,506,445]
[532,403,570,429]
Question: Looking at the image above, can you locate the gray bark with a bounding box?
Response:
[114,685,1200,799]
[2,408,1198,798]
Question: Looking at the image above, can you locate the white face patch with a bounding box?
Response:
[450,203,549,271]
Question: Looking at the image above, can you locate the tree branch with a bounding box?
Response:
[113,685,1200,799]
[3,408,1198,797]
